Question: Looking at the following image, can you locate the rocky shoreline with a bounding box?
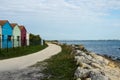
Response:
[72,45,120,80]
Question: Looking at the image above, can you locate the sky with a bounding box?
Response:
[0,0,120,40]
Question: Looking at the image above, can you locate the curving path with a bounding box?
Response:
[0,43,61,72]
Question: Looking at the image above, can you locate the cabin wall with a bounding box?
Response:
[0,26,2,48]
[13,26,21,47]
[21,28,26,46]
[2,22,13,48]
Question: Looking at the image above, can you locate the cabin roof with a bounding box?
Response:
[19,25,27,32]
[0,20,8,26]
[11,23,18,28]
[19,25,24,30]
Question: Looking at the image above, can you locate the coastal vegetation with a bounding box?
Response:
[42,44,76,80]
[0,45,47,60]
[29,33,42,45]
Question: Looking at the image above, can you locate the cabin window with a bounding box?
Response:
[7,35,11,41]
[17,36,19,41]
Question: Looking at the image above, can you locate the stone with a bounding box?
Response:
[79,52,87,56]
[75,56,80,61]
[76,56,91,64]
[76,50,82,53]
[91,63,102,69]
[116,57,120,61]
[72,50,83,56]
[78,45,85,50]
[89,71,109,80]
[88,52,97,58]
[85,78,91,80]
[108,62,116,68]
[76,78,81,80]
[103,59,110,65]
[74,67,90,79]
[77,61,92,69]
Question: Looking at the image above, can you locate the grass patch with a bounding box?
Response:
[42,44,76,80]
[0,45,47,59]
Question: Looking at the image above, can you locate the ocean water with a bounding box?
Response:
[59,40,120,58]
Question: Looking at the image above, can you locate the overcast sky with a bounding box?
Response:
[0,0,120,40]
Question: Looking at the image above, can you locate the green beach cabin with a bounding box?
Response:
[11,23,21,47]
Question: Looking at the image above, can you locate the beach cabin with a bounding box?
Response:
[19,26,27,46]
[26,33,29,46]
[0,23,2,48]
[0,20,13,48]
[11,23,21,47]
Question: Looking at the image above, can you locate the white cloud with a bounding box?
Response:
[0,0,120,22]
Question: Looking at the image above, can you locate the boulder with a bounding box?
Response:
[108,62,116,68]
[88,52,97,58]
[73,50,82,56]
[77,61,92,69]
[76,56,91,64]
[85,78,91,80]
[76,50,82,53]
[103,59,110,65]
[76,78,81,80]
[78,45,85,50]
[79,52,87,56]
[74,67,90,79]
[75,56,80,61]
[116,57,120,61]
[91,63,102,69]
[89,71,109,80]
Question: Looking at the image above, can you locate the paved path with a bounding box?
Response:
[0,43,61,72]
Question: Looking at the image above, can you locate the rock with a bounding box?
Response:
[76,50,82,53]
[79,52,87,56]
[108,62,116,68]
[78,45,85,50]
[88,52,97,58]
[77,61,92,69]
[78,52,93,62]
[76,78,81,80]
[74,67,90,79]
[89,71,109,80]
[76,59,83,66]
[85,78,91,80]
[103,59,110,65]
[72,50,82,56]
[91,63,102,69]
[111,56,117,60]
[116,57,120,61]
[97,56,104,61]
[87,55,93,60]
[76,56,91,64]
[75,56,80,61]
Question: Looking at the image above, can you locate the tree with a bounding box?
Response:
[29,33,41,45]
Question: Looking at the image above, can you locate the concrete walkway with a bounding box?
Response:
[0,43,61,72]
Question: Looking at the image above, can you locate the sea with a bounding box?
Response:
[59,40,120,59]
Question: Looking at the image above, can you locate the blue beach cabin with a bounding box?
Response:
[0,20,13,48]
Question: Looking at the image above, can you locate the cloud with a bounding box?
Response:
[0,0,120,24]
[0,0,120,17]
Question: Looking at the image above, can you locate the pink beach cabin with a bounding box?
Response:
[19,25,27,46]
